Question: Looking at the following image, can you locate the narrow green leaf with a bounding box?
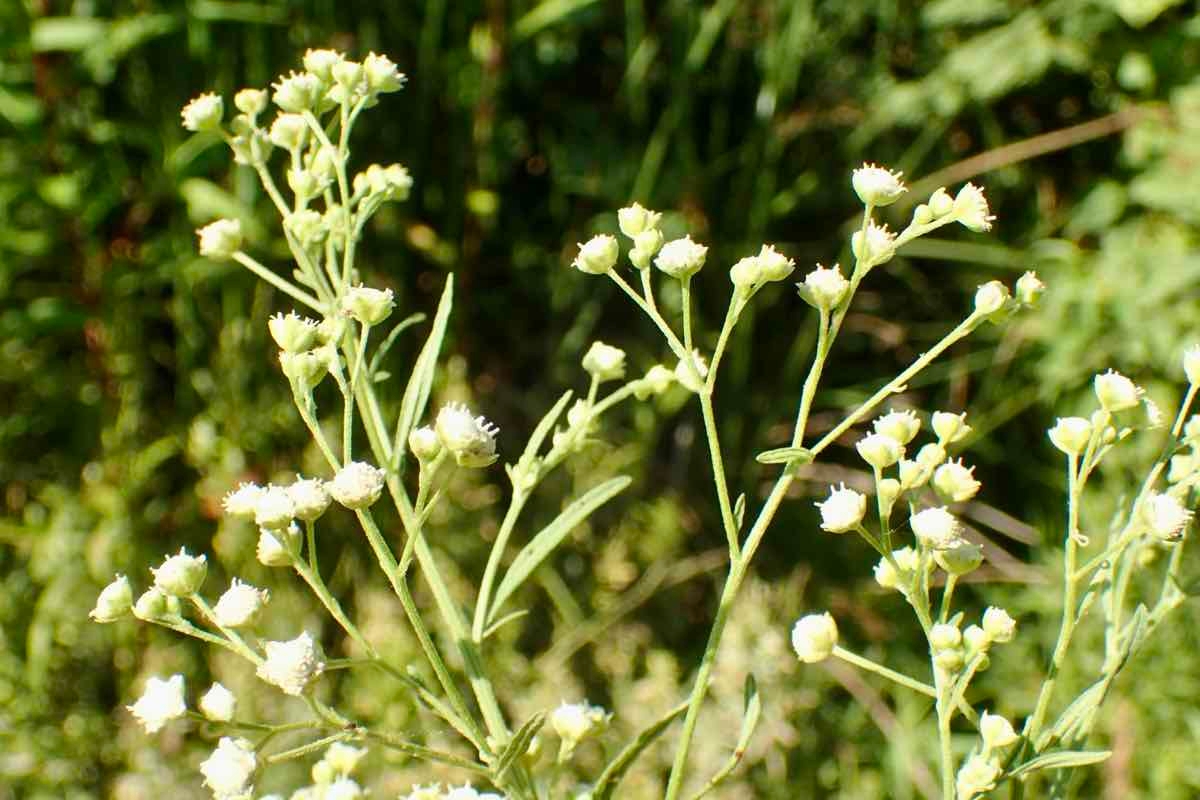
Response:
[30,17,108,52]
[691,675,762,799]
[513,0,600,41]
[1046,681,1107,748]
[492,711,546,779]
[592,701,689,800]
[733,493,746,530]
[393,275,453,472]
[488,476,631,622]
[482,609,529,641]
[755,446,813,465]
[368,312,427,378]
[1009,749,1112,780]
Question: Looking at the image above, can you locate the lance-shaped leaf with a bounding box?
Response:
[1008,749,1112,780]
[392,275,453,472]
[591,701,689,800]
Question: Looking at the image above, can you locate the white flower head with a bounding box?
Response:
[328,461,386,508]
[268,311,319,353]
[269,112,308,150]
[401,785,445,800]
[363,52,406,93]
[256,523,300,567]
[128,674,186,733]
[256,631,324,695]
[1144,396,1165,429]
[288,477,331,521]
[874,409,922,445]
[801,263,850,311]
[272,70,321,113]
[980,710,1019,750]
[952,183,995,232]
[151,548,207,597]
[956,755,1001,799]
[254,484,296,530]
[654,235,708,280]
[341,285,395,326]
[435,403,500,468]
[323,742,368,775]
[850,221,896,267]
[874,546,920,590]
[791,612,838,663]
[572,234,619,275]
[856,432,904,470]
[324,778,364,800]
[634,364,676,400]
[90,574,133,623]
[234,88,268,116]
[931,411,971,445]
[816,483,867,534]
[223,482,265,517]
[550,700,611,746]
[199,737,257,799]
[1015,270,1046,307]
[851,163,906,207]
[1142,492,1193,541]
[1094,369,1143,413]
[981,606,1016,642]
[196,219,243,260]
[213,578,270,628]
[617,202,661,238]
[973,281,1010,317]
[929,622,962,652]
[581,341,627,383]
[181,93,224,132]
[408,425,442,461]
[755,244,796,282]
[932,459,981,503]
[1048,416,1092,456]
[302,48,345,81]
[199,682,237,722]
[910,506,963,550]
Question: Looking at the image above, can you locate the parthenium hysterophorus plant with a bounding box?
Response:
[90,50,1200,800]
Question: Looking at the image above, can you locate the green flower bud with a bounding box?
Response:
[269,113,309,150]
[1015,270,1045,307]
[408,425,442,462]
[1048,416,1092,456]
[572,234,619,275]
[234,88,268,117]
[628,228,664,270]
[617,202,661,238]
[341,285,395,326]
[973,281,1010,317]
[181,93,224,132]
[581,341,627,383]
[151,548,207,597]
[196,219,243,260]
[654,236,708,280]
[133,587,169,620]
[934,540,984,576]
[363,52,406,93]
[90,574,133,623]
[268,311,320,353]
[928,187,954,218]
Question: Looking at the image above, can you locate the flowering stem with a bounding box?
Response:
[833,645,936,698]
[681,277,695,354]
[1023,452,1083,748]
[232,252,323,313]
[939,574,959,624]
[265,732,352,764]
[291,552,376,656]
[188,594,263,666]
[935,675,956,800]
[607,269,689,362]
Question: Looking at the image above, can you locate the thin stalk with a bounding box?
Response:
[607,269,689,361]
[189,594,263,666]
[939,574,959,624]
[833,645,936,698]
[232,252,322,312]
[291,552,376,656]
[681,277,695,354]
[473,488,531,641]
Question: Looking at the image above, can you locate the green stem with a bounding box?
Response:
[473,489,530,641]
[232,252,323,312]
[833,645,937,697]
[189,594,263,666]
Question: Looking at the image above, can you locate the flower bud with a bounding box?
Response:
[308,147,339,186]
[964,624,989,654]
[272,71,321,113]
[956,755,1001,799]
[550,701,610,757]
[873,409,921,445]
[214,578,270,628]
[133,587,169,620]
[582,341,627,383]
[1048,416,1092,456]
[323,742,368,776]
[1015,270,1045,306]
[929,622,962,651]
[408,426,442,462]
[257,524,300,567]
[850,222,896,267]
[328,462,386,508]
[729,256,762,288]
[851,163,906,207]
[815,483,867,533]
[953,183,995,232]
[910,506,962,550]
[628,228,664,269]
[981,606,1016,642]
[269,311,320,353]
[257,631,324,695]
[199,683,237,722]
[255,485,296,530]
[1094,369,1142,412]
[634,364,675,400]
[932,459,981,503]
[234,88,268,117]
[90,574,133,622]
[222,482,264,517]
[654,236,708,280]
[931,411,971,445]
[269,113,309,150]
[874,546,920,590]
[288,168,321,199]
[800,263,849,311]
[196,219,243,259]
[973,281,1010,317]
[1141,492,1193,541]
[856,432,904,470]
[151,548,207,597]
[980,711,1019,750]
[1184,345,1200,386]
[928,187,954,218]
[572,234,619,275]
[617,203,661,238]
[181,93,224,132]
[280,349,330,390]
[912,204,934,225]
[898,459,932,490]
[435,404,500,468]
[933,648,965,672]
[934,540,983,576]
[363,52,406,93]
[791,612,838,663]
[342,285,395,326]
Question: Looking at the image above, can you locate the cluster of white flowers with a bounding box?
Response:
[399,785,505,800]
[256,631,325,696]
[221,464,382,533]
[423,402,500,468]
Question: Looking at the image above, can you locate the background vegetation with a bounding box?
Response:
[4,1,1200,797]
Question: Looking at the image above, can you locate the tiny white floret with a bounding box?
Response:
[128,674,187,733]
[256,631,324,696]
[199,682,237,722]
[791,612,838,663]
[199,736,257,799]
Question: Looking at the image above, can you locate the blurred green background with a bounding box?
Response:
[4,0,1200,797]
